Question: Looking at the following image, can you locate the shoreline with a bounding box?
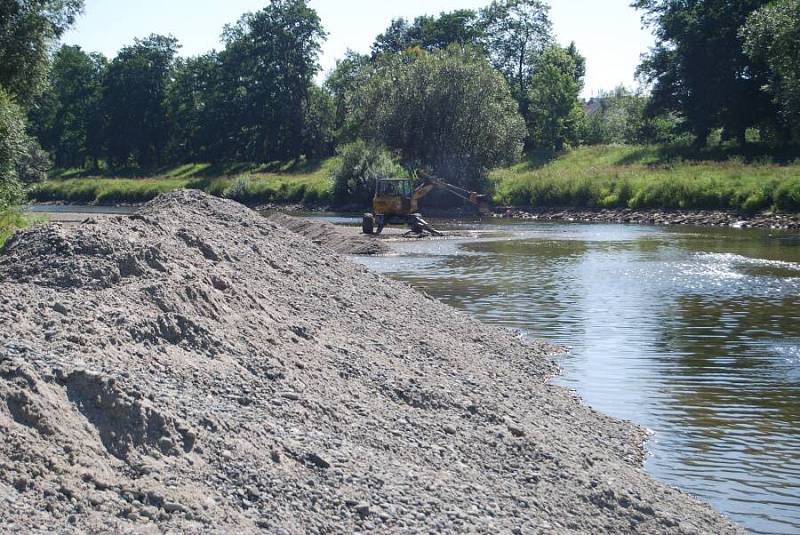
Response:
[497,206,800,230]
[29,200,800,232]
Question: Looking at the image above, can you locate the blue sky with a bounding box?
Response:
[61,0,654,98]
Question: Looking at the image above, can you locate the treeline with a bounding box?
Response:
[25,0,590,191]
[634,0,800,148]
[5,0,800,212]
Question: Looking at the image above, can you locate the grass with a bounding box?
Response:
[34,158,337,206]
[0,208,46,248]
[28,145,800,213]
[490,145,800,213]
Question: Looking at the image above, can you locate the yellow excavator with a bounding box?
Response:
[361,176,490,235]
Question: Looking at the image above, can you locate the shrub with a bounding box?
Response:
[223,174,253,203]
[331,141,406,207]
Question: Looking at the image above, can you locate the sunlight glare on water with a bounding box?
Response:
[350,219,800,535]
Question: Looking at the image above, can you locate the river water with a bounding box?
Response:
[347,218,800,535]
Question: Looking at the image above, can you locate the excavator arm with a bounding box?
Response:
[413,177,491,215]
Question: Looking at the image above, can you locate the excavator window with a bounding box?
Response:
[377,179,412,198]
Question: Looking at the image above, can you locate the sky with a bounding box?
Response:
[61,0,655,98]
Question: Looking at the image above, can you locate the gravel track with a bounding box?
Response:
[0,191,741,533]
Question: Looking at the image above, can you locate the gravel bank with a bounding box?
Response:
[500,207,800,230]
[267,213,390,256]
[1,191,741,533]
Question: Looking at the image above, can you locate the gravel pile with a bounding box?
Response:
[267,213,389,255]
[0,191,741,533]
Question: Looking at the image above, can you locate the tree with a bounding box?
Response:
[0,0,84,105]
[0,87,26,208]
[584,86,679,145]
[371,10,482,56]
[742,0,800,145]
[101,34,180,168]
[633,0,772,147]
[479,0,552,105]
[165,53,222,162]
[28,45,106,168]
[348,47,526,189]
[323,49,370,134]
[219,0,326,161]
[527,43,586,151]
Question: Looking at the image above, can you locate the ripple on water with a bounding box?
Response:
[352,221,800,534]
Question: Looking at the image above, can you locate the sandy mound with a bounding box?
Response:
[268,213,389,255]
[0,190,740,533]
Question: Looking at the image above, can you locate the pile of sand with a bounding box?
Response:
[0,191,740,533]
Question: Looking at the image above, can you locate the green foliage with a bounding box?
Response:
[0,0,84,105]
[371,9,482,56]
[479,0,552,104]
[527,43,586,151]
[742,0,800,145]
[331,141,406,206]
[348,47,525,188]
[28,45,106,168]
[218,0,327,162]
[102,34,180,168]
[32,158,336,206]
[492,145,800,213]
[223,174,253,202]
[633,0,772,146]
[584,86,680,145]
[0,207,33,248]
[0,87,26,209]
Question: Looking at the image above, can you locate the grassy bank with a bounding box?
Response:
[490,145,800,213]
[28,145,800,214]
[0,208,44,248]
[32,158,336,205]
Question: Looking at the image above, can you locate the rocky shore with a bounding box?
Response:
[498,207,800,230]
[2,191,742,533]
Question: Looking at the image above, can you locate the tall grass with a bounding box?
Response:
[33,158,336,206]
[491,145,800,213]
[0,208,45,248]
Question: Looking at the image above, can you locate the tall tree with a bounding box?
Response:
[741,0,800,145]
[28,45,106,168]
[371,10,482,56]
[527,43,586,151]
[219,0,326,161]
[165,53,222,162]
[479,0,552,104]
[324,49,370,134]
[0,0,84,105]
[349,47,526,188]
[633,0,771,147]
[101,34,179,168]
[1,0,82,206]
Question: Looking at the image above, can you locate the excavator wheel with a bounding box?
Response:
[375,215,386,235]
[362,213,375,235]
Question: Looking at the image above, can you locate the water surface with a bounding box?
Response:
[348,218,800,535]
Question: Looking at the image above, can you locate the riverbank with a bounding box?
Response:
[0,191,740,532]
[33,158,335,206]
[491,145,800,213]
[499,206,800,230]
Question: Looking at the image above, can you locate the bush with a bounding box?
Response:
[331,141,406,207]
[223,174,253,203]
[348,47,525,189]
[0,87,26,210]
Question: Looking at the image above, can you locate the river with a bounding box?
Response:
[346,218,800,535]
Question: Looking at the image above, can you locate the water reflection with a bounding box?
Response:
[353,221,800,534]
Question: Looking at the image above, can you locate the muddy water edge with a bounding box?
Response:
[346,217,800,535]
